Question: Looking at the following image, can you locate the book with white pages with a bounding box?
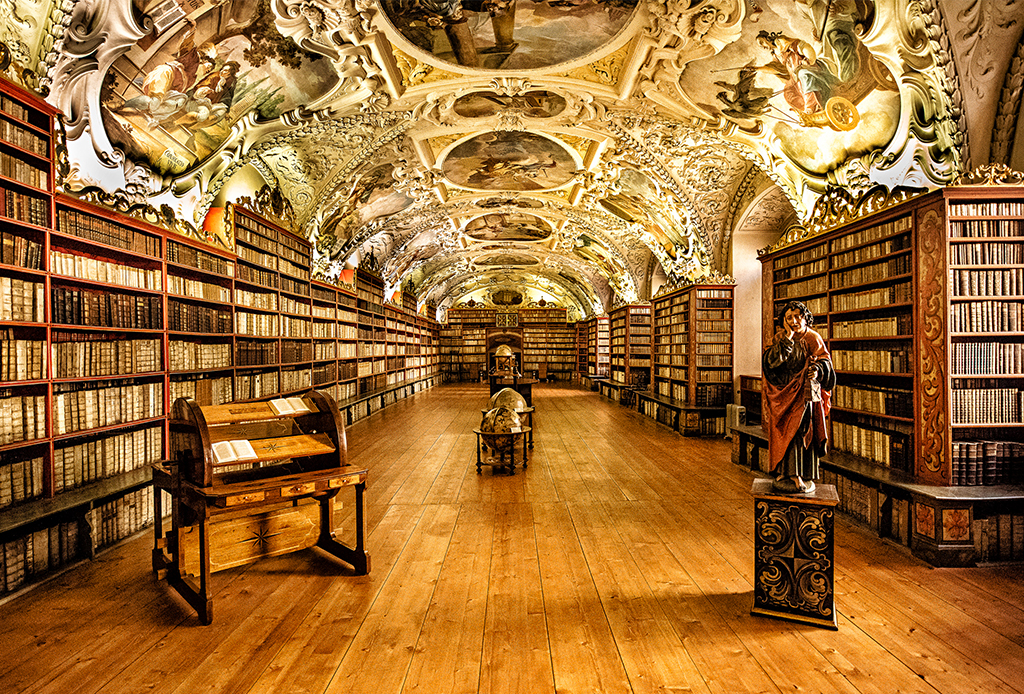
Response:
[269,396,314,416]
[211,439,259,464]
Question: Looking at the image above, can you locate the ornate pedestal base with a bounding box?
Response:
[751,478,839,630]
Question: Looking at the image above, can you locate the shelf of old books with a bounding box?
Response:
[607,304,651,387]
[761,180,1024,566]
[586,315,610,378]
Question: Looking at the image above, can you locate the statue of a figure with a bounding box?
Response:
[762,301,835,494]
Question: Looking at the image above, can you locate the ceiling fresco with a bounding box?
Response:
[5,0,1024,318]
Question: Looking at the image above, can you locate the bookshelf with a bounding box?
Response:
[575,321,588,377]
[647,283,734,435]
[520,308,573,381]
[738,374,762,425]
[760,181,1024,565]
[607,304,651,387]
[0,76,440,594]
[585,315,610,378]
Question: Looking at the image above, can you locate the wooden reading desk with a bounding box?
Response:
[152,390,369,624]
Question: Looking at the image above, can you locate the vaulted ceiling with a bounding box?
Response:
[5,0,1023,319]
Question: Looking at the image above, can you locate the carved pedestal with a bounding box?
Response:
[751,479,839,630]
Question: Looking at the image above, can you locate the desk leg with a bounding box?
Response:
[522,432,528,469]
[528,412,534,449]
[476,433,483,474]
[317,485,371,575]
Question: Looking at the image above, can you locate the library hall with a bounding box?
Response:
[1,1,1024,693]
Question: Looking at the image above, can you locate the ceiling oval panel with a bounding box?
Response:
[379,0,640,71]
[440,132,579,192]
[453,91,568,119]
[104,11,341,177]
[464,213,553,242]
[477,253,540,267]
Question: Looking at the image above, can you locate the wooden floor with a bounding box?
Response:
[2,383,1023,694]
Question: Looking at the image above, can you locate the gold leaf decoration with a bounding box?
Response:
[392,50,463,87]
[556,43,631,86]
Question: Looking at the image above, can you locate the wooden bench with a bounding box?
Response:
[731,422,769,470]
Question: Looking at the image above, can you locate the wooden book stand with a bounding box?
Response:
[152,389,370,623]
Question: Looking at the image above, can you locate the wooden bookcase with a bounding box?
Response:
[0,76,440,594]
[575,321,588,377]
[738,374,762,425]
[520,308,572,381]
[607,304,651,387]
[760,181,1024,565]
[646,283,734,435]
[585,315,610,378]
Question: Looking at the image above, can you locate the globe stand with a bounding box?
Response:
[473,427,531,475]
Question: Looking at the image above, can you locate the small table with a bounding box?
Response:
[493,378,537,406]
[482,406,534,449]
[473,427,532,475]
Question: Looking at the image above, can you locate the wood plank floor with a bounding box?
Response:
[2,382,1022,694]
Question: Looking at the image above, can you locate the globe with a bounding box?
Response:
[489,387,527,413]
[479,406,522,455]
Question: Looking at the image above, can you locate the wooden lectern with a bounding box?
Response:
[152,389,370,623]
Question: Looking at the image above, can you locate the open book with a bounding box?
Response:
[269,397,314,416]
[211,439,259,464]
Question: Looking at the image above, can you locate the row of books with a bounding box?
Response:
[58,209,161,258]
[314,342,336,359]
[832,348,911,373]
[1,276,43,322]
[1,191,47,236]
[0,227,43,268]
[234,369,279,399]
[948,218,1024,236]
[234,286,277,310]
[236,244,277,271]
[695,355,732,367]
[169,340,231,371]
[950,388,1023,424]
[53,335,161,378]
[281,276,310,297]
[168,299,230,333]
[831,314,912,339]
[773,242,828,271]
[949,300,1024,333]
[951,268,1024,297]
[951,342,1024,375]
[236,339,277,366]
[832,255,911,287]
[774,275,826,298]
[833,383,914,417]
[0,392,46,444]
[831,421,910,470]
[773,258,827,282]
[949,241,1024,265]
[313,362,337,385]
[280,367,312,393]
[52,380,164,435]
[234,311,279,336]
[696,370,731,383]
[313,321,337,338]
[170,374,233,406]
[831,281,913,312]
[1,518,79,595]
[0,452,44,509]
[951,440,1023,486]
[89,485,154,551]
[49,249,162,291]
[0,333,45,380]
[832,234,911,268]
[167,239,234,276]
[0,150,48,190]
[236,263,277,289]
[53,287,161,329]
[832,215,912,252]
[819,469,875,526]
[0,114,47,156]
[54,425,162,492]
[694,383,730,406]
[282,315,312,338]
[167,275,230,303]
[281,341,312,363]
[281,295,310,316]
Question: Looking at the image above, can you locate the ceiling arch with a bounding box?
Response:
[8,0,1019,318]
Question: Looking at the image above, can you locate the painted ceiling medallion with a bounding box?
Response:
[464,213,552,241]
[441,132,578,191]
[477,253,540,266]
[453,90,567,118]
[379,0,640,71]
